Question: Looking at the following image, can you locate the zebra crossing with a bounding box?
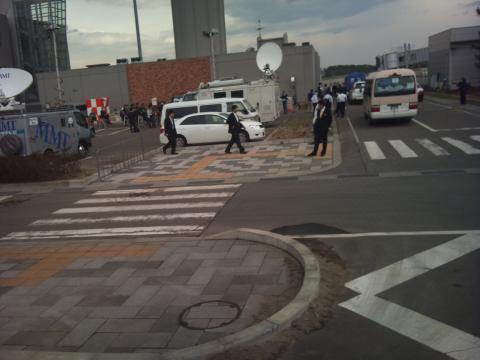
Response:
[1,184,242,241]
[363,136,480,161]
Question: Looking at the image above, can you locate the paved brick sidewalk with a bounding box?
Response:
[0,237,302,354]
[98,136,340,187]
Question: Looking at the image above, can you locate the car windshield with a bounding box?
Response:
[243,100,256,112]
[374,75,416,97]
[355,83,365,89]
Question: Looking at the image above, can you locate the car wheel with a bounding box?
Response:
[239,131,249,143]
[176,136,187,147]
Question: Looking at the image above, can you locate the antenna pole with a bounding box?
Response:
[48,24,63,104]
[210,33,216,80]
[133,0,143,60]
[256,19,263,38]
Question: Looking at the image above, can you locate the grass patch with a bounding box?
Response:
[268,112,314,140]
[0,154,83,183]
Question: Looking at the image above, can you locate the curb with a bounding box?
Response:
[0,229,321,360]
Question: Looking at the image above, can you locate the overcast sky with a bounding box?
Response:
[66,0,479,69]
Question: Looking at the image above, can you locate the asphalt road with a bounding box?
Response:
[0,98,478,359]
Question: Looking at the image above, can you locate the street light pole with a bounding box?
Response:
[203,29,219,81]
[133,0,143,61]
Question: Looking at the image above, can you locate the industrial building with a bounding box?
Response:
[0,0,70,102]
[428,26,480,89]
[171,0,227,59]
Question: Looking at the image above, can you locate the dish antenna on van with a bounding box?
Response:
[0,68,33,101]
[256,42,283,81]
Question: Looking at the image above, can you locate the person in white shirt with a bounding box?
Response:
[311,91,319,115]
[336,91,347,118]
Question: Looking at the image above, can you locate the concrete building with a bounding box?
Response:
[171,0,227,59]
[376,47,429,71]
[0,0,70,102]
[216,34,321,105]
[428,26,480,89]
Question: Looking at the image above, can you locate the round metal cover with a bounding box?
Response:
[179,300,242,330]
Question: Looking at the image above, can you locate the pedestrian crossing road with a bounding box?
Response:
[363,135,480,161]
[1,184,242,241]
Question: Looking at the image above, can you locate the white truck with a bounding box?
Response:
[192,79,282,124]
[0,109,93,157]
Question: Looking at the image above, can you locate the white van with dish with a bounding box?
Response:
[160,98,259,126]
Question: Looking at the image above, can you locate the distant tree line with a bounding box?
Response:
[323,64,376,77]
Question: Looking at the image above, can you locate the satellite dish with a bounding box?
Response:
[256,42,283,79]
[0,68,33,99]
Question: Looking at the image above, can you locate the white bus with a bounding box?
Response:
[363,68,418,124]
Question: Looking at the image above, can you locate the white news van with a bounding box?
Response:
[191,79,282,124]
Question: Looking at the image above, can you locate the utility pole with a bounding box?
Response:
[133,0,143,61]
[203,29,219,81]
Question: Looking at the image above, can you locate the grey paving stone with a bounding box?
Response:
[225,245,250,259]
[98,319,155,333]
[136,305,168,319]
[143,276,189,286]
[109,333,172,349]
[113,277,146,296]
[41,296,85,319]
[0,350,33,360]
[79,332,118,353]
[241,252,266,267]
[59,318,105,347]
[103,268,136,287]
[123,286,160,307]
[252,284,288,296]
[156,253,187,277]
[4,331,66,346]
[201,273,234,296]
[240,294,267,319]
[186,305,238,320]
[0,306,49,317]
[78,295,128,307]
[0,264,16,271]
[167,326,204,349]
[198,330,224,344]
[49,307,93,332]
[187,252,229,260]
[187,267,216,285]
[222,284,253,306]
[0,271,21,279]
[232,274,278,286]
[149,306,184,333]
[172,259,203,277]
[65,258,92,270]
[144,289,176,308]
[32,295,61,307]
[211,240,235,253]
[0,296,39,306]
[88,306,141,319]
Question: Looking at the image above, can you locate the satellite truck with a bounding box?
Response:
[182,42,284,124]
[0,68,93,157]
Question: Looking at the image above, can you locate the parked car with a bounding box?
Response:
[417,84,424,102]
[159,112,265,147]
[348,81,366,103]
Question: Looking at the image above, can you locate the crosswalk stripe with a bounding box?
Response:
[442,137,480,155]
[471,135,480,143]
[1,226,204,240]
[31,213,217,226]
[415,139,450,156]
[0,196,12,203]
[75,192,234,205]
[364,141,386,160]
[93,189,158,196]
[163,184,242,192]
[389,140,418,158]
[54,202,225,215]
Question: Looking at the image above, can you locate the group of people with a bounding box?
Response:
[87,109,110,129]
[308,83,348,120]
[120,102,165,133]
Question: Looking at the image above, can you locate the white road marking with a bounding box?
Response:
[340,295,480,360]
[364,141,386,160]
[442,137,480,155]
[471,135,480,142]
[412,118,437,133]
[31,212,217,226]
[344,232,480,294]
[75,192,234,204]
[79,156,93,161]
[1,225,204,240]
[389,140,418,158]
[0,196,12,203]
[163,184,242,192]
[346,116,360,144]
[108,128,130,136]
[54,202,225,214]
[339,232,480,359]
[415,138,450,156]
[93,189,158,196]
[436,127,480,132]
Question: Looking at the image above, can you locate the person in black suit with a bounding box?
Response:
[163,110,178,155]
[308,98,332,157]
[225,105,247,154]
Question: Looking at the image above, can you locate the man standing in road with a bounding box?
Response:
[225,105,247,154]
[127,105,139,133]
[336,90,347,118]
[280,91,289,115]
[163,110,178,155]
[311,91,319,115]
[457,78,470,105]
[308,98,332,157]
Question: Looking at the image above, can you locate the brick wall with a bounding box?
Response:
[127,58,211,105]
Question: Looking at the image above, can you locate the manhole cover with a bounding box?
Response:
[179,301,242,330]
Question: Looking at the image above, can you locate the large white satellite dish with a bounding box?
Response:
[256,42,283,79]
[0,68,33,99]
